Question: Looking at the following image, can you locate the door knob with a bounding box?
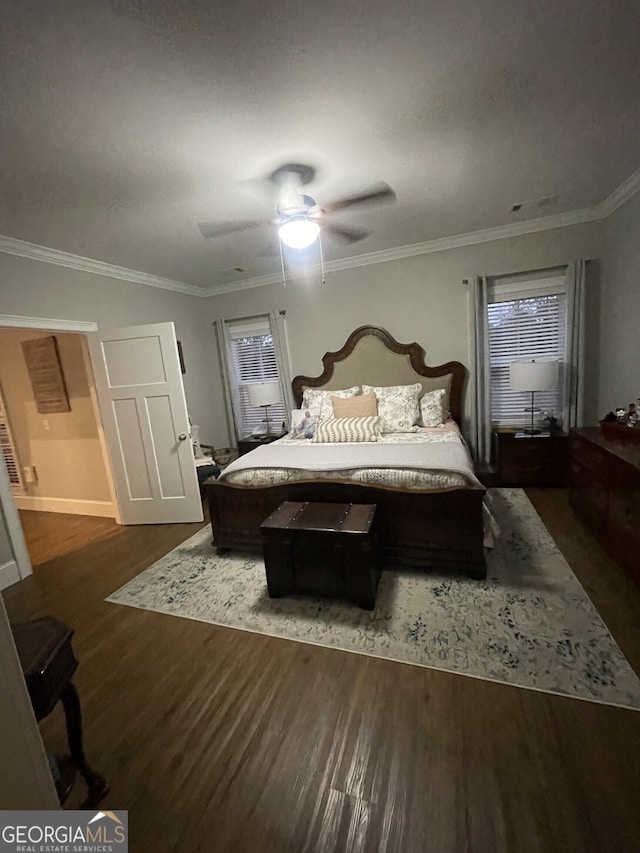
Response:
[178,433,188,441]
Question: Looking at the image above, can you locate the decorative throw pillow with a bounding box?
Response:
[313,416,381,443]
[361,383,421,432]
[331,390,377,418]
[301,386,359,422]
[289,407,321,439]
[420,388,447,427]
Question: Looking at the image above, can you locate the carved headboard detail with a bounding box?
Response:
[291,325,465,424]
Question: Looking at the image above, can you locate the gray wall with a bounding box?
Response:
[207,220,604,442]
[600,192,640,417]
[0,254,222,445]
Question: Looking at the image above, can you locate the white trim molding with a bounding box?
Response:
[0,559,20,591]
[13,495,117,518]
[210,167,639,293]
[0,235,207,298]
[1,164,638,298]
[598,165,640,218]
[211,205,602,293]
[0,313,98,332]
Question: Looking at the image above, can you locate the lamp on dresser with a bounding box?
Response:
[510,359,559,435]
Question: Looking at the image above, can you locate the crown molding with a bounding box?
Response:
[597,165,640,218]
[210,270,286,294]
[2,164,638,300]
[207,204,602,295]
[0,313,98,332]
[0,235,207,298]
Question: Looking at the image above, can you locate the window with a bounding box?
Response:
[227,316,287,437]
[0,385,24,492]
[487,276,567,429]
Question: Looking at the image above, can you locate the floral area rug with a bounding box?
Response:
[106,489,640,710]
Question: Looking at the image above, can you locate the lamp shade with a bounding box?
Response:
[247,381,281,407]
[510,359,559,392]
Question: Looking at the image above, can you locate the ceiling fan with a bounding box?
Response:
[197,163,396,250]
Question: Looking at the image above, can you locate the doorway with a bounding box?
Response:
[0,326,118,573]
[0,314,203,589]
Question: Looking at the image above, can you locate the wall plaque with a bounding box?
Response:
[21,336,71,414]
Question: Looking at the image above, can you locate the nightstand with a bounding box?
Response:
[492,429,569,486]
[237,434,284,456]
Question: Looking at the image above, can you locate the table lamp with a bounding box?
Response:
[247,381,281,435]
[509,359,559,435]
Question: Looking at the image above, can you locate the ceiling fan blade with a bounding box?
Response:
[197,219,270,239]
[322,222,371,243]
[320,183,396,215]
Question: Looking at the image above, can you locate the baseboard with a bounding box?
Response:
[13,495,117,518]
[0,559,21,591]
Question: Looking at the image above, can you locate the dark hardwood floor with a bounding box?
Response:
[4,491,640,853]
[18,509,121,568]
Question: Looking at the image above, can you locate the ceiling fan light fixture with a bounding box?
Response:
[278,217,320,249]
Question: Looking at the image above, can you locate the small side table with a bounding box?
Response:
[11,616,109,808]
[237,434,284,456]
[492,429,569,486]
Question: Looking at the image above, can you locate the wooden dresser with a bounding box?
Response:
[569,427,640,582]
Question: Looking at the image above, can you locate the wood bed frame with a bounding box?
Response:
[204,325,486,579]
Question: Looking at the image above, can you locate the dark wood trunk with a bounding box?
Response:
[261,501,380,609]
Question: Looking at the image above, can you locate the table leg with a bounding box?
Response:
[60,682,109,808]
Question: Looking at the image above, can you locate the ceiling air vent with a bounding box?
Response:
[511,195,557,214]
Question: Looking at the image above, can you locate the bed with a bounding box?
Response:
[204,325,487,579]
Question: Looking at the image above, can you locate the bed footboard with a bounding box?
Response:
[204,480,486,579]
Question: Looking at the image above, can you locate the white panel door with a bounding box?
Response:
[88,323,203,524]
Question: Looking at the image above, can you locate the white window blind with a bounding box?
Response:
[0,385,24,491]
[228,317,287,436]
[487,276,567,429]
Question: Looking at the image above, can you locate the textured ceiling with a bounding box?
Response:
[1,0,639,290]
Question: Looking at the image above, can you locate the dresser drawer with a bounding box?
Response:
[569,459,609,530]
[569,428,640,585]
[570,432,610,478]
[608,488,640,560]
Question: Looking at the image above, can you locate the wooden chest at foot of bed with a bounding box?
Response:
[261,501,380,610]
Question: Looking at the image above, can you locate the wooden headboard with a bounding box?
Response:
[291,325,466,424]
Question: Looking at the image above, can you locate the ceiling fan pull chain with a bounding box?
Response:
[278,236,287,288]
[318,231,326,284]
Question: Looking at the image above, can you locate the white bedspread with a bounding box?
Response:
[220,428,482,491]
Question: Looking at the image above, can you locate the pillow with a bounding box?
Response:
[313,416,381,443]
[301,386,359,422]
[420,388,447,427]
[290,407,321,439]
[361,383,421,433]
[331,390,377,418]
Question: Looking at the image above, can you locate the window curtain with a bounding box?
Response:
[562,260,586,429]
[468,275,491,465]
[214,319,240,443]
[269,310,295,415]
